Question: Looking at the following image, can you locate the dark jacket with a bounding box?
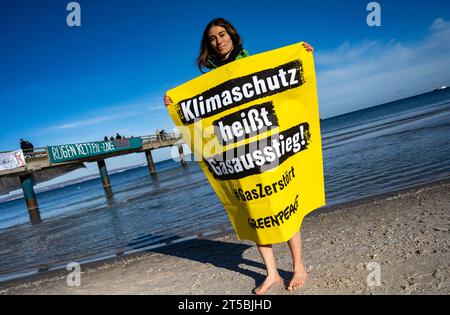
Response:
[207,45,249,69]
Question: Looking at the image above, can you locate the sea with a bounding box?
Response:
[0,89,449,282]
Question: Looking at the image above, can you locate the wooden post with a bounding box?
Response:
[145,150,156,175]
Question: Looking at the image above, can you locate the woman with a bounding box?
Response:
[164,17,313,295]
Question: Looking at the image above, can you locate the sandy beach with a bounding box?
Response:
[0,179,449,295]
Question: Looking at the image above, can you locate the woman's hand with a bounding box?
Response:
[302,42,314,53]
[164,94,173,107]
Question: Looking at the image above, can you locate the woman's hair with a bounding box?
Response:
[196,18,242,73]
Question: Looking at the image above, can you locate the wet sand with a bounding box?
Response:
[0,179,449,295]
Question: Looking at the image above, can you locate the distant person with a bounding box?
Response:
[104,136,109,141]
[20,139,34,153]
[116,133,122,140]
[110,136,115,141]
[20,139,27,150]
[164,18,314,295]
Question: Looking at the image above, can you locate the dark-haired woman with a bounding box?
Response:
[196,17,249,72]
[164,18,313,295]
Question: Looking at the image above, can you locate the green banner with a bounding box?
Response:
[48,138,143,164]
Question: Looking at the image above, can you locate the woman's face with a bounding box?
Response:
[208,25,234,58]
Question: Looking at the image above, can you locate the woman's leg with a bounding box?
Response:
[286,230,308,291]
[253,244,283,295]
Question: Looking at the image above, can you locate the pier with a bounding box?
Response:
[0,133,186,223]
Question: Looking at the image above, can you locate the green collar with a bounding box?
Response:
[208,47,249,69]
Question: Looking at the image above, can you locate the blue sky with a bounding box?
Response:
[1,0,450,174]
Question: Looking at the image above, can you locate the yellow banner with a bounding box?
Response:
[167,42,325,245]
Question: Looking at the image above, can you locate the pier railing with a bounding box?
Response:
[0,132,184,160]
[139,132,183,144]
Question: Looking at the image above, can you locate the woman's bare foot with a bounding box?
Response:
[287,269,308,291]
[253,274,284,295]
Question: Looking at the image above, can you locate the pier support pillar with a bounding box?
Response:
[19,173,39,211]
[104,186,114,200]
[145,150,156,175]
[178,144,187,166]
[97,159,111,188]
[28,208,42,225]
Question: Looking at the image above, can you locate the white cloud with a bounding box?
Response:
[51,114,134,130]
[47,99,157,131]
[429,18,450,32]
[315,18,450,118]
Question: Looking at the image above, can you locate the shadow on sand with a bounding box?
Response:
[133,236,292,290]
